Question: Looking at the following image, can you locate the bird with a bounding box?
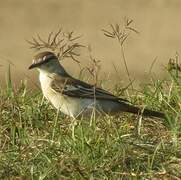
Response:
[28,51,165,119]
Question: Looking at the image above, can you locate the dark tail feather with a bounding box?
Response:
[141,108,165,119]
[120,103,165,119]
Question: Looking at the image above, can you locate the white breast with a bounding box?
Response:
[39,71,81,117]
[39,71,99,118]
[39,71,70,115]
[39,71,52,92]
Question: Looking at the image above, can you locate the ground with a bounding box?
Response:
[0,67,181,179]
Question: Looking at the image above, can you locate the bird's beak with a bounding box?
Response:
[28,58,46,69]
[28,63,38,70]
[28,59,42,69]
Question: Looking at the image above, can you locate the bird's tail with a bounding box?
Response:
[119,103,165,119]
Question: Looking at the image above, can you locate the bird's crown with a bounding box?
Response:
[29,51,58,69]
[33,51,57,64]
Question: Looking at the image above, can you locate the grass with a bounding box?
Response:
[0,64,181,180]
[0,22,181,179]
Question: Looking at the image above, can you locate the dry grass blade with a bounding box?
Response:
[103,18,138,45]
[125,18,133,26]
[115,23,120,33]
[85,52,101,86]
[37,34,47,45]
[69,35,83,42]
[126,26,139,34]
[110,24,120,39]
[121,34,129,46]
[102,17,139,90]
[52,29,62,44]
[102,29,115,38]
[47,31,53,44]
[27,29,84,64]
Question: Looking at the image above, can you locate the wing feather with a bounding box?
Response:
[50,75,129,103]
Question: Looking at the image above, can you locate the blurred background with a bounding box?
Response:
[0,0,181,87]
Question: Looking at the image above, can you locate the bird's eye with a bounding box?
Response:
[43,57,51,64]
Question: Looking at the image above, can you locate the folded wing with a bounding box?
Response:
[50,74,129,103]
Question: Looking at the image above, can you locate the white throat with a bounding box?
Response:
[39,70,53,93]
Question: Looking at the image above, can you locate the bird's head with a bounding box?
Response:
[29,51,68,75]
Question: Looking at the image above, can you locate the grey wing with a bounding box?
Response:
[51,77,129,103]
